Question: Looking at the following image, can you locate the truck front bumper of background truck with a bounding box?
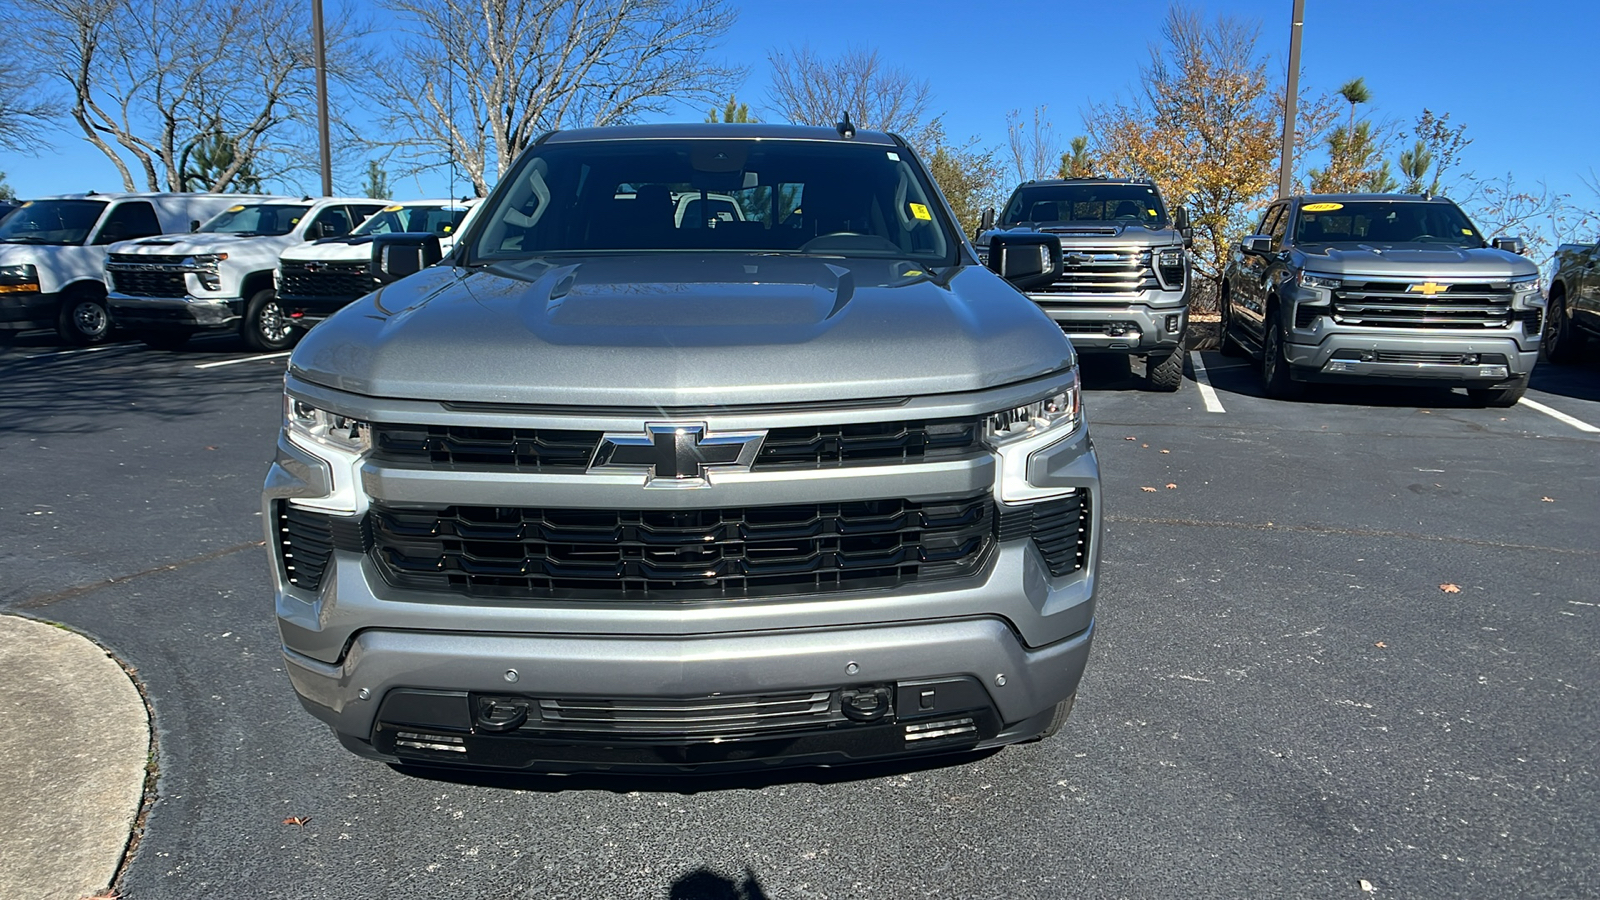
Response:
[108,293,243,330]
[1027,290,1188,356]
[0,290,59,331]
[1285,323,1539,387]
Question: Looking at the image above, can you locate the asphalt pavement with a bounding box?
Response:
[1,330,1596,899]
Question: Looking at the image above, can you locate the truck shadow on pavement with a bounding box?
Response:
[1198,351,1524,409]
[385,746,1000,795]
[1529,359,1600,403]
[669,867,772,900]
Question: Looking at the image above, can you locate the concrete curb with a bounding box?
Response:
[0,615,150,900]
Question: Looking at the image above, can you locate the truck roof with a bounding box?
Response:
[1019,177,1154,187]
[543,122,899,147]
[1292,192,1454,204]
[30,191,301,203]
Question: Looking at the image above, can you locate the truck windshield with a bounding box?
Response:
[0,199,108,245]
[1293,201,1482,247]
[198,203,309,237]
[471,139,955,264]
[1001,184,1168,227]
[353,204,468,237]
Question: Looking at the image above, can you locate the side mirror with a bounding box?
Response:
[1173,207,1194,247]
[371,234,443,284]
[979,207,995,232]
[189,219,201,232]
[986,232,1063,291]
[1241,234,1273,255]
[1491,236,1527,256]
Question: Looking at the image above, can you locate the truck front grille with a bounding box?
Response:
[1030,247,1156,295]
[367,493,994,600]
[108,269,186,298]
[278,262,374,302]
[369,419,982,472]
[1331,280,1513,328]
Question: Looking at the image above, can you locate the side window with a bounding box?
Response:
[93,201,163,245]
[1267,205,1290,248]
[349,204,385,229]
[308,206,353,240]
[1256,206,1280,240]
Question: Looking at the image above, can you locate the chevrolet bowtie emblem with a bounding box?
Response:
[589,423,766,487]
[1408,281,1449,296]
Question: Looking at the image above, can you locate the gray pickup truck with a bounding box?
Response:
[1544,241,1600,365]
[977,178,1192,391]
[263,123,1102,773]
[1220,193,1543,406]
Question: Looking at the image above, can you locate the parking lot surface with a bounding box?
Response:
[2,332,1597,899]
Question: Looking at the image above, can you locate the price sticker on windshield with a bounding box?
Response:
[1302,202,1344,212]
[226,205,246,212]
[908,202,932,221]
[383,204,404,212]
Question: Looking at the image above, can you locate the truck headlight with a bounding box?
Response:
[984,373,1080,447]
[1298,272,1341,290]
[285,395,370,454]
[1510,275,1543,305]
[1157,248,1183,268]
[185,253,227,291]
[0,263,40,291]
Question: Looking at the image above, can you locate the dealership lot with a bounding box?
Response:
[2,333,1596,900]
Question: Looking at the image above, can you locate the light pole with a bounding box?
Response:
[1277,0,1305,199]
[312,0,332,197]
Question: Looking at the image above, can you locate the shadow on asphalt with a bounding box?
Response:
[1530,358,1600,403]
[385,746,1001,794]
[669,867,772,900]
[1198,349,1530,410]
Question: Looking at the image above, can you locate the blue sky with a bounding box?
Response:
[6,0,1597,227]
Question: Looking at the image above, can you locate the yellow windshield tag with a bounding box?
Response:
[382,204,404,212]
[1461,228,1474,235]
[909,202,931,221]
[1302,202,1344,212]
[903,269,923,277]
[226,205,246,212]
[1147,209,1157,215]
[442,225,452,233]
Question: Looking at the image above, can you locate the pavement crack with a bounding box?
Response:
[13,540,267,610]
[1106,515,1587,555]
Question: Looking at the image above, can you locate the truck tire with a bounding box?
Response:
[242,288,298,352]
[1542,287,1586,364]
[1467,374,1529,408]
[139,329,193,351]
[57,291,112,345]
[1218,289,1247,357]
[1261,309,1302,400]
[1145,349,1185,392]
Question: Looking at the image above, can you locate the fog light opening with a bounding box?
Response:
[904,716,977,742]
[394,731,467,753]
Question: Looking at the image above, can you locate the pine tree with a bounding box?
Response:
[706,96,755,123]
[362,161,392,199]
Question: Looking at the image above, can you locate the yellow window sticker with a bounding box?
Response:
[1302,202,1344,212]
[909,202,931,221]
[903,269,923,277]
[226,205,246,212]
[1461,228,1474,235]
[1147,209,1157,216]
[382,204,404,212]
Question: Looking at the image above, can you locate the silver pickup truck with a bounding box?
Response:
[264,123,1102,773]
[1220,193,1542,406]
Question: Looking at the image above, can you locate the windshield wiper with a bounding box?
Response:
[0,236,52,244]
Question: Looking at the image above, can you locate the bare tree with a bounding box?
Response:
[1004,105,1059,184]
[765,44,934,144]
[12,0,366,192]
[376,0,740,197]
[0,47,59,154]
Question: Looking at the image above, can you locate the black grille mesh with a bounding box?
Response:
[278,263,374,302]
[995,491,1092,577]
[276,503,368,591]
[109,269,186,298]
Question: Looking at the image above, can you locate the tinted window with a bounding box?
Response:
[352,205,468,237]
[199,203,310,236]
[309,207,352,239]
[472,139,955,263]
[1293,201,1481,247]
[1001,183,1168,227]
[0,199,109,245]
[1266,205,1289,247]
[93,201,163,244]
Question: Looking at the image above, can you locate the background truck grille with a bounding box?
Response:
[994,491,1092,577]
[108,269,186,298]
[278,262,374,302]
[1030,246,1156,295]
[369,419,982,472]
[1331,280,1513,328]
[367,494,994,600]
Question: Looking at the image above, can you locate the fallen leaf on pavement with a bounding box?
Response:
[1140,486,1158,493]
[1374,641,1387,648]
[1165,483,1177,489]
[1359,879,1375,893]
[1124,436,1137,441]
[284,816,312,828]
[1142,443,1149,448]
[1160,449,1170,454]
[1439,583,1461,594]
[205,445,217,451]
[1541,497,1554,502]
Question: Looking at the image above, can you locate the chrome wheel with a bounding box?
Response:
[257,301,291,343]
[73,300,109,339]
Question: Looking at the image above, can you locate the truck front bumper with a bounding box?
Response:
[107,293,243,330]
[0,290,58,330]
[1285,323,1539,387]
[1027,290,1188,356]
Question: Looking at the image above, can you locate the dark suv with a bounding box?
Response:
[1220,193,1542,406]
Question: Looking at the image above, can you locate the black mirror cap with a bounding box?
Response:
[189,219,201,232]
[986,232,1063,291]
[1492,236,1528,256]
[1173,207,1194,247]
[1242,234,1273,255]
[371,233,443,284]
[980,207,996,232]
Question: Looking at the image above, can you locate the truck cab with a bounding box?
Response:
[977,178,1193,391]
[106,197,389,350]
[0,192,240,344]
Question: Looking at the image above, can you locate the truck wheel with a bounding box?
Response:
[1467,375,1529,408]
[57,292,112,345]
[138,330,193,351]
[242,289,299,352]
[1261,309,1302,400]
[1542,288,1585,364]
[1218,291,1247,357]
[1145,349,1185,392]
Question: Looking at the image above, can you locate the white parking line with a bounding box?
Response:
[1188,351,1226,414]
[23,343,131,361]
[1517,397,1600,433]
[193,351,291,370]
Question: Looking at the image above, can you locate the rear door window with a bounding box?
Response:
[93,201,164,244]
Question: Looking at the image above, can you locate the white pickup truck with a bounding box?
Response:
[106,196,389,350]
[275,199,477,331]
[0,192,239,344]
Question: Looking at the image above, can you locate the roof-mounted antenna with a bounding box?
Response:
[1422,189,1433,200]
[836,112,855,139]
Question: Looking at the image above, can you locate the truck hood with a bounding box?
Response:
[1295,244,1539,279]
[111,232,290,255]
[979,223,1182,249]
[280,240,371,265]
[289,254,1074,407]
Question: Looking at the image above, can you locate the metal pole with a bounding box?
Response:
[312,0,332,197]
[1277,0,1305,199]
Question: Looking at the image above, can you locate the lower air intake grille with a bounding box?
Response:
[994,491,1092,577]
[533,691,842,735]
[370,494,993,600]
[1294,302,1324,329]
[275,503,369,592]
